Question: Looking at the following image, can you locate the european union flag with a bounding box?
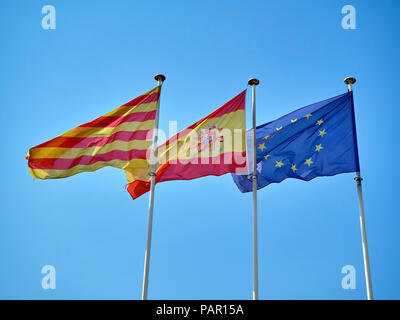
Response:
[232,92,360,192]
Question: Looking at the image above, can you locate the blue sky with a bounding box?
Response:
[0,0,399,299]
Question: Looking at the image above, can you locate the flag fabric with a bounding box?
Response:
[126,90,248,199]
[27,86,160,179]
[231,91,360,192]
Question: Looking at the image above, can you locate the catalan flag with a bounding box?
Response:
[126,90,247,199]
[27,86,160,179]
[231,91,360,192]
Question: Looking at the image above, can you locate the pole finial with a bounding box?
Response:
[344,76,356,86]
[344,76,356,92]
[154,74,166,83]
[248,78,260,86]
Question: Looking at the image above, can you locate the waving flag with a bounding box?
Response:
[27,86,160,179]
[126,90,247,199]
[232,91,360,192]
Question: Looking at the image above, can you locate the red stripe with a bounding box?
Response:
[29,149,149,170]
[127,180,151,200]
[79,110,156,128]
[33,130,153,149]
[157,152,247,183]
[127,151,247,199]
[122,91,160,107]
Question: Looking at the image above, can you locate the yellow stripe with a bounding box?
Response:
[105,86,160,118]
[29,158,149,179]
[125,167,151,183]
[30,139,152,159]
[166,109,245,144]
[102,100,158,118]
[60,119,155,138]
[125,109,246,183]
[103,87,159,117]
[158,145,245,162]
[158,109,245,161]
[193,109,245,132]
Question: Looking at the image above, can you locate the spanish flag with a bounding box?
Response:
[27,86,160,179]
[126,90,247,199]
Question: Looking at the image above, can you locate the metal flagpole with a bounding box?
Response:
[344,76,374,300]
[142,73,166,300]
[248,78,260,300]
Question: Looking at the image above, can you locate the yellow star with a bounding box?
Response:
[318,129,327,137]
[291,119,297,123]
[247,175,253,181]
[304,157,313,166]
[291,164,298,172]
[263,135,270,140]
[316,119,324,126]
[258,143,266,152]
[305,114,312,119]
[276,126,282,131]
[275,160,284,168]
[315,144,323,152]
[264,154,271,160]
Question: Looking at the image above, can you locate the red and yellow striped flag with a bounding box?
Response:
[126,90,247,199]
[27,86,160,179]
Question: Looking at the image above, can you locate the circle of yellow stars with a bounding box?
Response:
[255,112,328,175]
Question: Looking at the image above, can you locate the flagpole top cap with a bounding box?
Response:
[154,74,166,82]
[344,77,356,85]
[248,78,260,86]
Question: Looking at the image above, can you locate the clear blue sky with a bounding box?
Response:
[1,0,399,299]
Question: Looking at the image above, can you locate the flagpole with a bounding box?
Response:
[142,73,166,300]
[248,78,260,300]
[344,76,373,300]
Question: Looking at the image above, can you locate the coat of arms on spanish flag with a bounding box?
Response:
[125,90,248,199]
[27,86,160,179]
